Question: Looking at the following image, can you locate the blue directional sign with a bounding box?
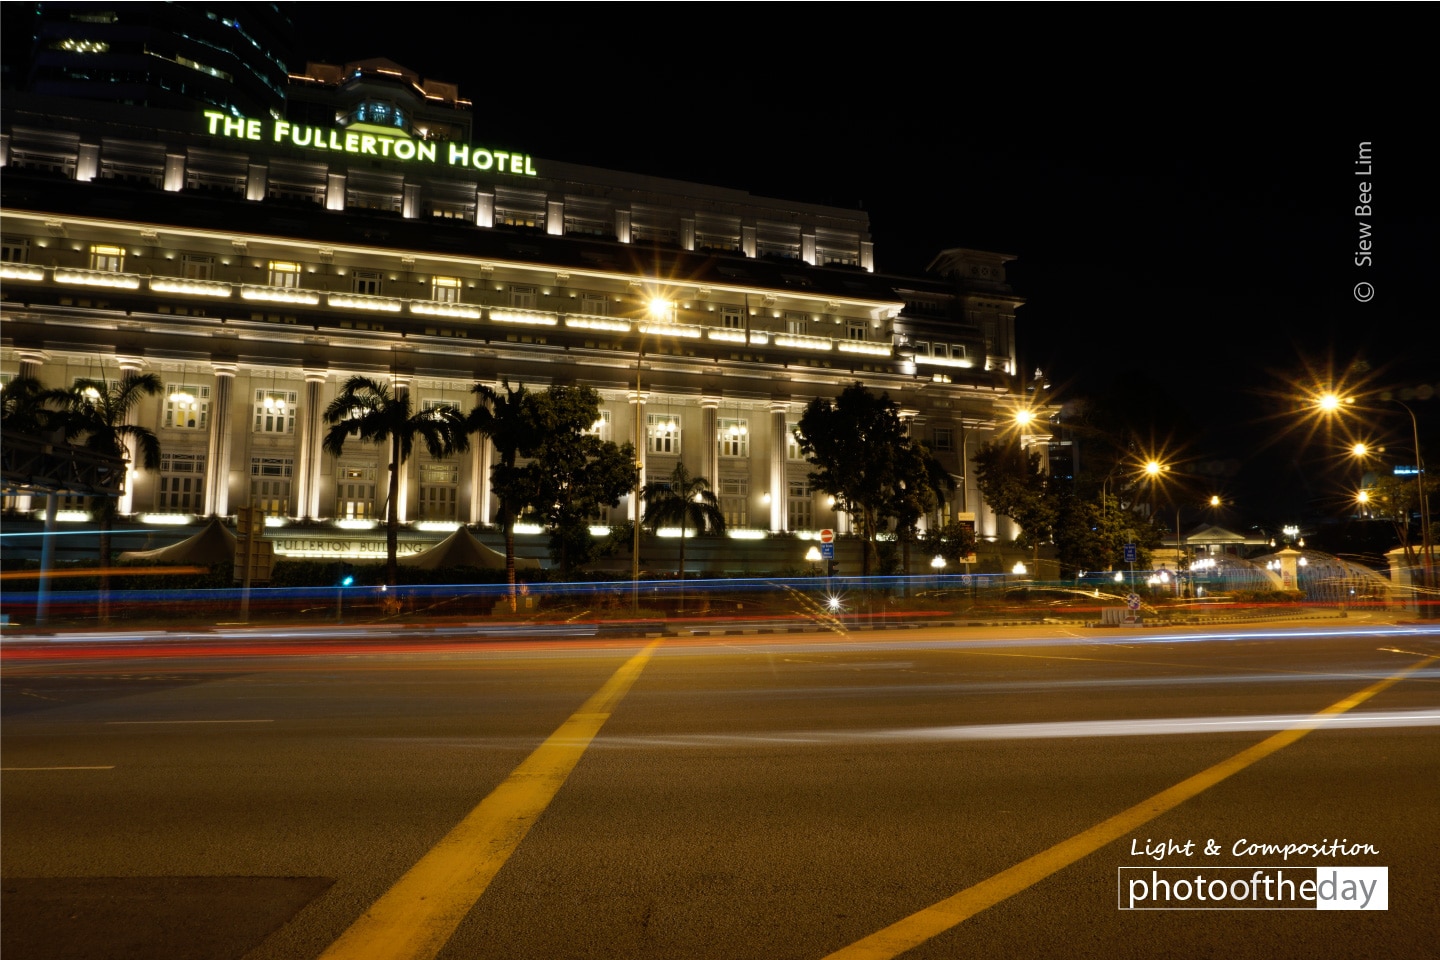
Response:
[1123,543,1138,563]
[820,543,835,560]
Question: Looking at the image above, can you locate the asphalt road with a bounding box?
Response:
[3,618,1438,960]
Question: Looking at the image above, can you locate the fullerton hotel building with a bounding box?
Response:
[1,49,1041,562]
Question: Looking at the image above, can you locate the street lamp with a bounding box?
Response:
[1316,390,1432,593]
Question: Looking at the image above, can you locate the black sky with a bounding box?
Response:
[288,10,1440,524]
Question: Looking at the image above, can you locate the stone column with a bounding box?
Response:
[16,349,47,381]
[326,172,346,212]
[769,401,789,532]
[296,369,327,520]
[246,164,267,202]
[628,388,648,521]
[14,350,49,511]
[204,362,237,516]
[700,397,719,489]
[116,357,145,516]
[470,437,493,524]
[163,153,185,192]
[391,374,412,523]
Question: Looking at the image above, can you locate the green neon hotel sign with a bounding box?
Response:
[202,111,537,176]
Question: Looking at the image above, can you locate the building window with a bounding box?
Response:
[181,254,213,280]
[156,453,205,512]
[90,244,125,272]
[496,209,540,229]
[336,465,376,520]
[933,427,953,452]
[2,238,31,263]
[250,457,293,517]
[427,200,474,220]
[431,275,461,302]
[949,343,967,358]
[418,462,459,520]
[785,313,807,334]
[352,270,383,296]
[719,418,749,458]
[847,320,867,341]
[787,423,806,461]
[267,260,301,287]
[510,285,537,309]
[721,307,744,330]
[788,480,812,530]
[253,389,297,434]
[647,413,681,455]
[164,383,210,430]
[914,341,931,357]
[580,293,608,316]
[584,409,612,442]
[719,477,748,529]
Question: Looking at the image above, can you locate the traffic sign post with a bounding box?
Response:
[1123,591,1142,626]
[234,505,273,622]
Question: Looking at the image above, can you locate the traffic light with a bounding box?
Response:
[338,562,355,587]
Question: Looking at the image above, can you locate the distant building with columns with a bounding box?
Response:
[1,54,1045,561]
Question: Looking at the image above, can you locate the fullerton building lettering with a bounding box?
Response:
[202,111,538,176]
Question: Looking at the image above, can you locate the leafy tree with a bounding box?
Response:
[641,461,725,604]
[469,381,541,608]
[920,519,978,568]
[796,383,941,577]
[972,438,1056,551]
[523,386,636,576]
[1363,473,1439,570]
[57,373,163,619]
[887,440,956,576]
[322,376,468,586]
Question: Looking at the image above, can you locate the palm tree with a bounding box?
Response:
[1,376,64,437]
[642,462,725,609]
[322,376,468,586]
[468,382,539,610]
[58,373,163,621]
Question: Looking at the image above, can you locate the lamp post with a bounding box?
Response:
[1393,399,1433,593]
[1317,391,1432,596]
[632,335,643,614]
[632,297,676,613]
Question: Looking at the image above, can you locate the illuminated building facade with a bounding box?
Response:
[1,55,1039,563]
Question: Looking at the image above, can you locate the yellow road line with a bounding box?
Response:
[825,655,1437,960]
[318,640,662,960]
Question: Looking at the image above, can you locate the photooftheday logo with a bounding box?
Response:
[1119,867,1388,911]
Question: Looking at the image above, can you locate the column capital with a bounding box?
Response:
[117,355,145,373]
[17,348,50,366]
[628,390,650,404]
[304,368,328,384]
[769,399,792,414]
[211,361,238,377]
[700,395,721,410]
